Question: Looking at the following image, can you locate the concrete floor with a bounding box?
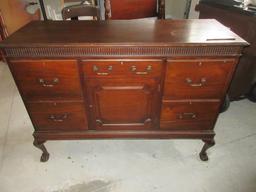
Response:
[0,61,256,192]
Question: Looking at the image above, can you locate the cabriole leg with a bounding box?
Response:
[33,139,50,162]
[199,138,215,161]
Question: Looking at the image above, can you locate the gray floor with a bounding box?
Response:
[0,61,255,192]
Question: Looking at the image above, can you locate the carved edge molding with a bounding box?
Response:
[3,46,242,58]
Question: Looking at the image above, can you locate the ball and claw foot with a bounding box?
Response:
[33,139,50,162]
[40,152,50,162]
[199,151,209,161]
[199,139,215,161]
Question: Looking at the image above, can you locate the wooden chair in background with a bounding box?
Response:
[62,4,100,20]
[104,0,165,20]
[61,0,97,7]
[0,10,8,41]
[0,10,8,62]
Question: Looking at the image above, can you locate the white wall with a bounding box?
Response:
[165,0,187,19]
[38,0,62,20]
[188,0,200,19]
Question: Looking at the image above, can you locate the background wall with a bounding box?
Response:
[165,0,199,19]
[189,0,200,19]
[165,0,187,19]
[0,0,40,35]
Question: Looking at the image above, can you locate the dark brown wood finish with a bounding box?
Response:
[164,59,237,99]
[0,19,247,162]
[0,20,246,46]
[8,60,83,101]
[83,59,163,130]
[27,101,88,131]
[82,60,163,78]
[86,77,160,130]
[160,100,221,130]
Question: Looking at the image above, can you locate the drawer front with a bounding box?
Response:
[27,101,88,131]
[164,59,236,99]
[82,60,163,78]
[160,100,220,130]
[9,60,83,101]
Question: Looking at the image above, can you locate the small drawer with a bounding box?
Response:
[9,60,83,101]
[160,100,220,130]
[82,60,163,78]
[164,59,236,99]
[26,101,88,131]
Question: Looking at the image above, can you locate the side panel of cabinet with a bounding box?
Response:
[86,78,161,130]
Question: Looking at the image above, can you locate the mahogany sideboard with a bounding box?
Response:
[0,19,248,162]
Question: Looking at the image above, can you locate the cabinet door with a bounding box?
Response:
[87,78,160,130]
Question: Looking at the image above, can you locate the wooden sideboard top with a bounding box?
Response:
[0,19,248,48]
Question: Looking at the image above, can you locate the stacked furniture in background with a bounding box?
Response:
[196,0,256,101]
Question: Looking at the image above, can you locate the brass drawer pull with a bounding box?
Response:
[96,72,109,76]
[185,78,206,87]
[131,65,152,75]
[135,72,148,75]
[177,113,197,120]
[49,113,68,122]
[38,78,59,87]
[93,65,112,76]
[96,119,103,126]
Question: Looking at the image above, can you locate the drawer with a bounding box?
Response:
[164,59,236,99]
[9,60,83,101]
[82,60,163,78]
[26,101,88,131]
[160,100,220,130]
